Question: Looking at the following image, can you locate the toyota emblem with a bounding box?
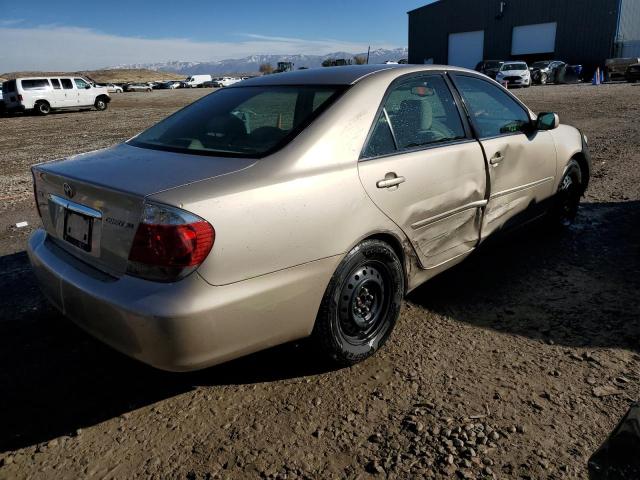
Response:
[63,183,75,198]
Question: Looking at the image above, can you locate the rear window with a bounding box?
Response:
[129,85,345,158]
[61,79,74,89]
[21,79,49,90]
[50,79,61,89]
[2,80,16,94]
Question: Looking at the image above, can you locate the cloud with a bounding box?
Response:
[0,25,397,72]
[0,19,23,27]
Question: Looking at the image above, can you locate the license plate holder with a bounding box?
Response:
[63,209,93,252]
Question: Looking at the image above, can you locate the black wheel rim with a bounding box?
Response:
[337,261,391,346]
[558,173,580,226]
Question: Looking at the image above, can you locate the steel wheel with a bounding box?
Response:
[312,239,404,366]
[337,262,391,346]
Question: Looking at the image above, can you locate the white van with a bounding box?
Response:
[184,75,212,88]
[2,77,111,115]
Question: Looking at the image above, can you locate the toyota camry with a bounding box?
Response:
[28,65,590,371]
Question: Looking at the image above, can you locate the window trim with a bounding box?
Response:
[359,71,474,161]
[448,72,534,141]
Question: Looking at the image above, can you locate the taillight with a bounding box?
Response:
[127,202,214,282]
[31,169,42,218]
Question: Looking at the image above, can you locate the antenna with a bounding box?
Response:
[366,46,370,65]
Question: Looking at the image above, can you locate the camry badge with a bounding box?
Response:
[63,183,75,198]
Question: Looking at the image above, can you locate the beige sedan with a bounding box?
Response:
[28,65,590,371]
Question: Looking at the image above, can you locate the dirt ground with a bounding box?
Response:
[0,83,639,480]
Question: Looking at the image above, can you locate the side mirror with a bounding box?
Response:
[536,112,559,130]
[85,85,91,89]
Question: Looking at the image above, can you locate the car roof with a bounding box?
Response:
[233,64,474,87]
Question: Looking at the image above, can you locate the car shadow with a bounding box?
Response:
[0,250,336,452]
[1,201,638,452]
[408,201,640,351]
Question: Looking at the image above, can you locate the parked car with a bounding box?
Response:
[475,60,504,79]
[213,77,242,87]
[27,65,590,371]
[124,83,152,92]
[184,75,212,88]
[529,60,565,84]
[103,83,123,93]
[605,57,640,80]
[0,83,4,115]
[495,61,531,88]
[201,81,217,88]
[2,77,110,115]
[625,63,640,83]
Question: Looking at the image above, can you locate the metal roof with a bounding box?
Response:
[232,64,477,86]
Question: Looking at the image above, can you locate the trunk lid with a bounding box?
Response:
[33,143,256,276]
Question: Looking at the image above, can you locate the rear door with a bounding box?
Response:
[358,73,487,269]
[59,78,76,107]
[450,74,556,239]
[48,78,65,107]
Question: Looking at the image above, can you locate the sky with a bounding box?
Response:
[0,0,435,72]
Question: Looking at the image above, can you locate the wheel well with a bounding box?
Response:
[96,94,110,103]
[571,152,590,195]
[34,99,49,106]
[364,233,408,293]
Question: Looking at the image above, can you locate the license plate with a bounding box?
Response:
[63,210,93,252]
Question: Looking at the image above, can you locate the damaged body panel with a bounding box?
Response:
[27,64,589,371]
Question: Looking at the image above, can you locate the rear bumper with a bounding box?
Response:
[5,104,26,113]
[28,229,338,371]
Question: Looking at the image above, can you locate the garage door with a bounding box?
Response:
[512,22,557,55]
[448,31,484,69]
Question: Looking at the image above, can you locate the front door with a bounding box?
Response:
[74,78,92,106]
[358,74,487,269]
[451,74,557,239]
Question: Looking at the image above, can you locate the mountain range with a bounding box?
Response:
[111,48,408,75]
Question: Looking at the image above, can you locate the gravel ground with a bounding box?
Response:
[0,83,639,479]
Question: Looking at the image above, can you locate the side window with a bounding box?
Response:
[362,74,466,158]
[21,79,49,90]
[61,79,74,89]
[74,78,89,89]
[454,75,530,138]
[363,112,396,158]
[50,79,61,89]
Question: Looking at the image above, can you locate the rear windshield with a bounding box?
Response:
[485,61,502,68]
[129,85,344,158]
[501,63,528,71]
[2,80,16,94]
[21,79,50,90]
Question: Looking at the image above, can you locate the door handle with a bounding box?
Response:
[490,152,504,166]
[376,173,406,189]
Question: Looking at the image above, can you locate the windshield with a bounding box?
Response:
[129,85,344,158]
[485,61,502,69]
[531,61,551,69]
[501,63,528,71]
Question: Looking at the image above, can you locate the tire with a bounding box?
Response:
[540,72,548,85]
[94,97,108,111]
[35,101,50,116]
[311,239,404,366]
[548,159,582,228]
